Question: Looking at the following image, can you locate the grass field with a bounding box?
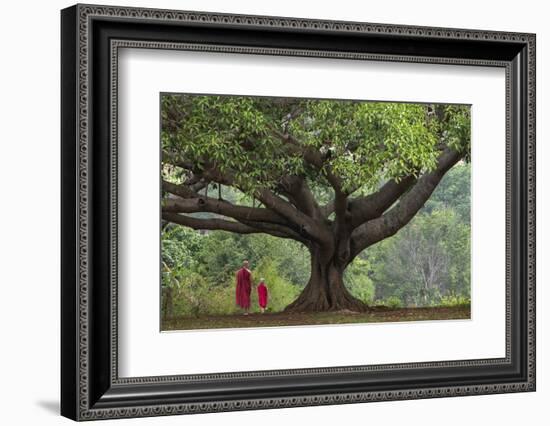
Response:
[161,306,470,331]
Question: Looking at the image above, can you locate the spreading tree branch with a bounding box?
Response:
[255,187,331,245]
[349,175,417,228]
[349,148,463,259]
[162,213,262,235]
[163,181,287,226]
[277,175,322,219]
[162,179,314,243]
[268,129,344,194]
[162,212,304,242]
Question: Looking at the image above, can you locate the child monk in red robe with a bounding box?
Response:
[257,278,268,313]
[235,260,252,314]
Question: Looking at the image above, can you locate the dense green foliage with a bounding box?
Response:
[161,95,470,194]
[161,162,471,318]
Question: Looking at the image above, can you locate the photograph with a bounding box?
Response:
[57,3,536,421]
[160,94,472,331]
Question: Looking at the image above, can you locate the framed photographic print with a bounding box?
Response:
[60,3,536,421]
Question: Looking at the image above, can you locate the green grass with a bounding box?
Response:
[161,306,470,331]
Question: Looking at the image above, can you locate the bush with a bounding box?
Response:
[345,258,375,304]
[439,295,471,308]
[374,296,403,309]
[252,259,302,312]
[162,256,304,316]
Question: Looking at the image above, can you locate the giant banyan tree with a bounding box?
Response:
[161,95,470,312]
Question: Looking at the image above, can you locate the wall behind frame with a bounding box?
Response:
[0,0,546,425]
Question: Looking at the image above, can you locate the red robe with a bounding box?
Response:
[235,268,252,309]
[257,282,268,308]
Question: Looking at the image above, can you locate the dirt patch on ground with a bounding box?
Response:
[162,306,470,331]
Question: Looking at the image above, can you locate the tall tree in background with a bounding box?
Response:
[367,206,470,306]
[161,95,470,312]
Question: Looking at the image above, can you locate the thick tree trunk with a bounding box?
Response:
[284,246,368,313]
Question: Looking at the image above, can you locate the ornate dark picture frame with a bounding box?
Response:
[61,3,536,421]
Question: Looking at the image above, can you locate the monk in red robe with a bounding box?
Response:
[257,278,268,313]
[235,260,252,314]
